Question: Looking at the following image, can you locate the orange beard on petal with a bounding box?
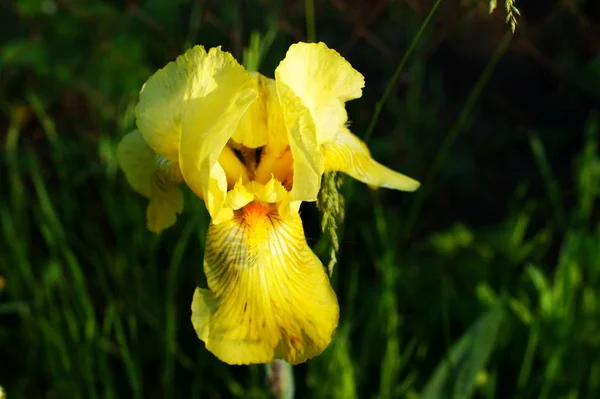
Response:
[242,201,270,223]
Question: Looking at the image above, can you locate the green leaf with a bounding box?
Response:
[508,298,533,325]
[525,265,553,317]
[420,304,504,399]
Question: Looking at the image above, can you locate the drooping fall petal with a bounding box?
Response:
[146,175,184,233]
[323,127,420,191]
[191,203,339,365]
[117,130,184,232]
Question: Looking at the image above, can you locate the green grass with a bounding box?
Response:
[2,0,600,398]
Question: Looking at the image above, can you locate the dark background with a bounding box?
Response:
[1,0,600,398]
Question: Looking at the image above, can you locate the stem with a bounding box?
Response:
[265,360,295,399]
[363,0,442,143]
[402,30,513,241]
[305,0,316,42]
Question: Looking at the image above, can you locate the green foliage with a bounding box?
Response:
[421,304,504,399]
[317,172,345,275]
[488,0,521,32]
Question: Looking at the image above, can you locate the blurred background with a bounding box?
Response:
[1,0,600,398]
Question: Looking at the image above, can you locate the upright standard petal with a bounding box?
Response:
[252,75,293,187]
[177,47,257,218]
[233,73,289,154]
[230,74,270,149]
[136,46,211,162]
[275,81,323,204]
[323,127,420,191]
[191,203,339,365]
[275,42,364,144]
[117,130,184,232]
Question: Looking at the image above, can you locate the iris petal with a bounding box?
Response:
[136,46,209,162]
[275,42,364,144]
[218,146,250,187]
[225,179,254,210]
[275,42,365,203]
[117,130,184,232]
[146,178,184,233]
[276,81,323,203]
[117,131,155,197]
[178,47,257,217]
[191,205,339,365]
[324,127,420,191]
[230,74,269,148]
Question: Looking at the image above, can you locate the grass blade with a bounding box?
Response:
[421,304,504,399]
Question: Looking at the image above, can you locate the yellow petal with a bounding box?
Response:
[277,199,301,220]
[147,179,184,233]
[205,163,230,221]
[212,208,234,226]
[323,128,420,191]
[191,204,339,365]
[117,130,155,197]
[225,179,254,210]
[253,177,288,203]
[275,42,364,144]
[213,171,253,225]
[237,73,292,190]
[232,73,290,152]
[117,130,184,232]
[178,47,257,216]
[254,146,293,188]
[276,80,323,203]
[218,146,250,187]
[262,75,290,154]
[136,46,209,161]
[230,74,269,148]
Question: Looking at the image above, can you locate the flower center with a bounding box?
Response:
[242,202,270,226]
[154,155,183,187]
[236,201,272,244]
[222,140,293,191]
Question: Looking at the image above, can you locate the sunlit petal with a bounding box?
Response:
[135,46,207,161]
[191,205,339,365]
[324,127,420,191]
[275,42,364,144]
[254,147,293,188]
[205,163,231,222]
[231,74,269,148]
[178,48,257,216]
[225,179,254,210]
[218,146,250,187]
[276,80,323,203]
[262,75,290,154]
[252,177,288,203]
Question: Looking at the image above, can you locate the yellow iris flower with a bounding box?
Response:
[117,42,419,365]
